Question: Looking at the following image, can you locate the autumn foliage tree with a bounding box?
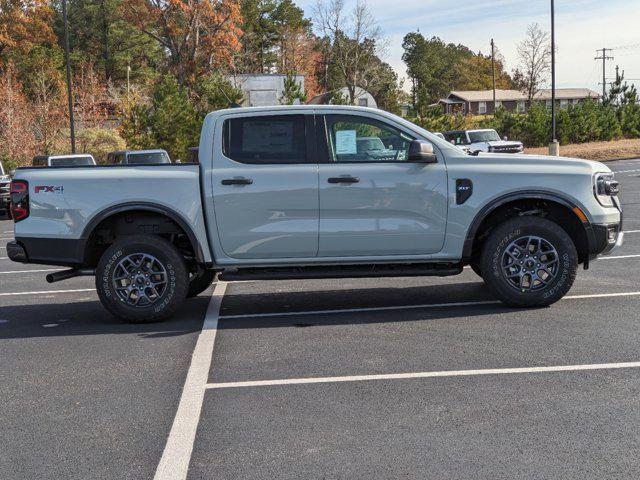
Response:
[128,0,243,86]
[0,0,55,59]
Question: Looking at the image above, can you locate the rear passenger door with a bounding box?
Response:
[317,113,448,257]
[211,112,319,259]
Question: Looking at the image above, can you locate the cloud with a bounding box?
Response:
[298,0,640,93]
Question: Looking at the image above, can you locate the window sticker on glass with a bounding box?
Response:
[242,121,293,153]
[335,130,357,155]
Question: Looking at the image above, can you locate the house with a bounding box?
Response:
[438,88,600,115]
[307,86,378,108]
[228,74,305,107]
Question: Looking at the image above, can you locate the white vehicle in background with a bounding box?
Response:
[435,132,471,155]
[33,154,97,167]
[107,149,171,165]
[443,129,524,155]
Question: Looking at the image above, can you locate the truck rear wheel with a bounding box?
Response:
[480,217,578,307]
[96,235,189,323]
[187,270,216,298]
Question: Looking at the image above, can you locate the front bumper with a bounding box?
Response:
[591,223,624,256]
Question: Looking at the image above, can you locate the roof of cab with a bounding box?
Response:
[206,104,382,119]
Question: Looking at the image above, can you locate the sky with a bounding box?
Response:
[296,0,640,94]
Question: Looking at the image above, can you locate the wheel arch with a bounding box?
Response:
[463,191,595,265]
[80,202,205,266]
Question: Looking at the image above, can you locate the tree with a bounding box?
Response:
[313,0,385,105]
[279,24,323,98]
[513,23,551,102]
[55,0,162,83]
[120,75,200,160]
[127,0,243,86]
[454,48,513,91]
[0,62,37,167]
[0,0,55,60]
[279,71,305,104]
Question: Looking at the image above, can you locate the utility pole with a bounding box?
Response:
[491,39,497,112]
[549,0,558,155]
[126,64,131,105]
[62,0,76,153]
[594,47,613,100]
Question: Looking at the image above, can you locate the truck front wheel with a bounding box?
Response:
[96,235,189,323]
[480,217,578,307]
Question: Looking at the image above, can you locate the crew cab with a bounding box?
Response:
[7,106,623,323]
[444,129,524,155]
[33,154,97,167]
[107,149,171,165]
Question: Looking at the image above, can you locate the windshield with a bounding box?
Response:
[50,156,95,166]
[127,152,171,164]
[468,130,501,143]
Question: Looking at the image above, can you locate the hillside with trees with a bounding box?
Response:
[1,0,638,169]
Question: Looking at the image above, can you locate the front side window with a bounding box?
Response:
[223,115,306,164]
[443,132,467,145]
[326,115,414,163]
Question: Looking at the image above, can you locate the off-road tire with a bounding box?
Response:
[480,217,578,307]
[96,235,188,323]
[187,270,216,298]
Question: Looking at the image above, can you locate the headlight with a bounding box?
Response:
[593,172,619,207]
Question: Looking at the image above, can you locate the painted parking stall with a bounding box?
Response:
[0,159,639,479]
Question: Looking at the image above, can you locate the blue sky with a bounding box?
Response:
[296,0,640,93]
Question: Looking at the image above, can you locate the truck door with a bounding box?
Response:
[211,113,319,259]
[317,113,447,257]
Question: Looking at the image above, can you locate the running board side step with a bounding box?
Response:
[46,268,95,283]
[218,263,463,282]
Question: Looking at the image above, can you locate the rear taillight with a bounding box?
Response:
[10,180,29,222]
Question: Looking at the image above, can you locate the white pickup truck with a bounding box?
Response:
[7,106,622,322]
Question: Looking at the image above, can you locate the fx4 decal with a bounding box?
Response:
[35,185,64,195]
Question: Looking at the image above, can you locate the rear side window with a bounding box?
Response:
[222,115,306,164]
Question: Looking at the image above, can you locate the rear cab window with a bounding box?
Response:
[126,152,171,164]
[222,115,307,164]
[49,156,95,166]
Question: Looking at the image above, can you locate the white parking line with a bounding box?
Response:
[0,268,58,275]
[623,230,640,234]
[220,291,640,319]
[153,282,227,480]
[0,288,95,297]
[601,254,640,260]
[205,361,640,390]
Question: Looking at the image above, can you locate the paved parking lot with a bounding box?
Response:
[1,159,640,479]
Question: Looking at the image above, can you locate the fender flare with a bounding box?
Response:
[80,202,205,264]
[462,190,594,260]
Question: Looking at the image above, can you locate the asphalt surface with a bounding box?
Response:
[1,158,639,479]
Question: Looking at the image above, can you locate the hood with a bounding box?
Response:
[485,140,523,147]
[472,153,612,174]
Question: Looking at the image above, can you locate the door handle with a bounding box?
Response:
[328,176,360,184]
[221,178,253,186]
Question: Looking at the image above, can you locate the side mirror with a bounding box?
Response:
[503,136,508,141]
[9,170,15,177]
[408,140,437,163]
